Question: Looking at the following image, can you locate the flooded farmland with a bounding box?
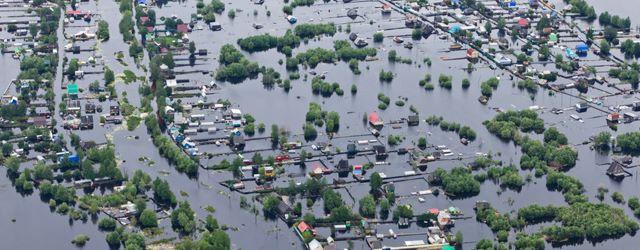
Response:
[1,0,640,249]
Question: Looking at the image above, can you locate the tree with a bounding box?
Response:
[600,40,611,55]
[33,162,53,181]
[189,41,196,55]
[604,27,617,42]
[586,27,595,41]
[359,195,376,218]
[171,202,196,235]
[270,124,280,146]
[323,189,344,213]
[411,28,422,40]
[5,156,21,177]
[205,214,219,231]
[459,126,477,141]
[105,232,121,248]
[303,123,317,141]
[330,205,353,222]
[97,21,109,41]
[454,231,464,245]
[152,178,176,208]
[543,127,568,145]
[393,205,413,220]
[262,195,280,219]
[370,172,382,194]
[497,18,506,31]
[124,233,145,250]
[380,198,390,219]
[594,131,611,151]
[104,67,115,85]
[476,239,493,250]
[484,21,492,34]
[139,209,158,228]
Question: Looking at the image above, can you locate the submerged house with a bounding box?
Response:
[368,112,384,128]
[80,115,94,130]
[575,102,588,112]
[276,200,296,221]
[346,143,357,157]
[411,154,429,170]
[209,22,222,31]
[373,145,387,160]
[607,161,631,179]
[67,99,81,114]
[336,159,350,177]
[408,115,419,126]
[230,131,245,150]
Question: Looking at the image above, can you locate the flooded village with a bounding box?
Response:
[2,0,640,249]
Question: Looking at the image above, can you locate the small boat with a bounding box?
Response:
[393,36,404,43]
[252,23,263,29]
[478,96,488,104]
[450,43,463,51]
[285,15,297,24]
[460,138,469,145]
[404,42,413,49]
[354,37,368,47]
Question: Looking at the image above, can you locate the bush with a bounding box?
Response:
[98,218,117,231]
[379,70,393,82]
[373,32,383,42]
[612,192,625,204]
[72,234,90,246]
[462,78,470,89]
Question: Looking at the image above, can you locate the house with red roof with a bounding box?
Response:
[368,112,383,127]
[296,221,316,236]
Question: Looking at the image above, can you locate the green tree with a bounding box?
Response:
[104,67,115,84]
[359,195,376,218]
[171,202,196,235]
[370,172,382,193]
[262,195,280,219]
[205,214,219,231]
[105,232,121,248]
[139,208,158,228]
[5,156,21,177]
[323,189,344,213]
[600,40,611,55]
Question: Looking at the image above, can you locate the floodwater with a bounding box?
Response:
[1,0,640,249]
